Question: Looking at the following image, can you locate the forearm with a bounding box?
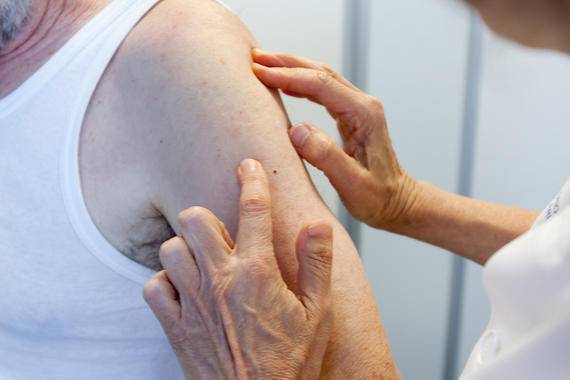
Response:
[250,50,538,267]
[391,180,539,265]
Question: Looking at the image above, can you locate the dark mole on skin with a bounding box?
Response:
[273,170,277,174]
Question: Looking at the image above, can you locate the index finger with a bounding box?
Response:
[236,159,274,257]
[252,48,359,91]
[252,63,364,118]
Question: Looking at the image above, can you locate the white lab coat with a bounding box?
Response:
[460,180,570,380]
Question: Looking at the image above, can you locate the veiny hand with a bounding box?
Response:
[252,49,419,230]
[143,159,333,380]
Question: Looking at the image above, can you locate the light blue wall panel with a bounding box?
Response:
[363,1,471,379]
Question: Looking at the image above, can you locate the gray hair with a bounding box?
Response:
[0,0,32,50]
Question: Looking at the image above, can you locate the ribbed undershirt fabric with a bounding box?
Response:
[0,1,186,378]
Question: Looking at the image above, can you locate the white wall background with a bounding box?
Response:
[362,1,471,379]
[221,1,570,379]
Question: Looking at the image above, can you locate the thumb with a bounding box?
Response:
[289,123,365,198]
[296,222,333,317]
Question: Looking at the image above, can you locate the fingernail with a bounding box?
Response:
[240,158,258,173]
[290,124,311,148]
[251,62,264,71]
[307,223,332,239]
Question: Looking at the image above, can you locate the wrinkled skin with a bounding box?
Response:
[252,50,417,231]
[252,49,541,267]
[144,159,334,379]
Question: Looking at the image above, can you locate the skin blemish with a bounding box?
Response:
[273,170,277,174]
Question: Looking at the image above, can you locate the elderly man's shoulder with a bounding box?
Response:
[114,0,254,86]
[93,0,260,149]
[77,0,262,269]
[99,0,258,138]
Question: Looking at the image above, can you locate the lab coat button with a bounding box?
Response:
[477,330,500,365]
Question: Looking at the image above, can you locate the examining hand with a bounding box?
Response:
[143,159,333,380]
[252,49,418,230]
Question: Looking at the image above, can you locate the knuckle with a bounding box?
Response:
[241,194,270,216]
[338,105,366,128]
[158,237,186,262]
[143,279,163,303]
[313,248,333,268]
[307,242,333,268]
[315,70,334,88]
[321,64,335,74]
[176,206,212,230]
[321,64,339,79]
[366,96,385,114]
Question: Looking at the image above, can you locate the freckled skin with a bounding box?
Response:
[2,0,399,377]
[119,0,396,377]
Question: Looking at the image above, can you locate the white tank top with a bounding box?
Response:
[0,0,185,378]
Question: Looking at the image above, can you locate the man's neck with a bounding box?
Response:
[0,0,50,58]
[0,0,109,98]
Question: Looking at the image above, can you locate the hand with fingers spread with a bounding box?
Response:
[252,48,419,230]
[143,159,334,380]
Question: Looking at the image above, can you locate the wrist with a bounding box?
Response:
[373,172,423,233]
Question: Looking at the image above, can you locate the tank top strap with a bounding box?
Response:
[0,0,162,118]
[60,0,164,285]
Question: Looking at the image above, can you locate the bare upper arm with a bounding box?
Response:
[115,0,397,376]
[115,0,323,276]
[124,2,309,237]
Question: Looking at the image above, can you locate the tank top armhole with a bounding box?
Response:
[59,0,163,286]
